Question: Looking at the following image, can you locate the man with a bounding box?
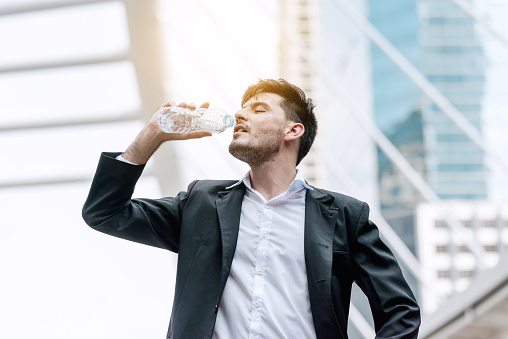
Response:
[82,79,420,338]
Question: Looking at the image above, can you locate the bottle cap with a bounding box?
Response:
[224,115,235,128]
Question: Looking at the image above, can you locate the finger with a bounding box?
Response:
[177,101,188,108]
[161,100,177,108]
[188,102,197,111]
[162,130,213,141]
[199,101,210,109]
[184,130,213,139]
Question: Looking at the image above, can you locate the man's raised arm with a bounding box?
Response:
[81,100,212,251]
[122,100,213,164]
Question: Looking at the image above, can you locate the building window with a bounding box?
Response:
[460,220,472,228]
[436,245,449,253]
[437,270,450,279]
[480,220,497,228]
[483,245,498,253]
[458,270,474,278]
[435,220,446,229]
[457,245,470,253]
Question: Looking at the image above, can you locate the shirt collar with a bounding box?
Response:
[226,169,313,191]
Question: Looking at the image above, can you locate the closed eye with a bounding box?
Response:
[250,101,270,113]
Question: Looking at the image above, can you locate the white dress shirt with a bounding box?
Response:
[115,156,317,338]
[213,170,317,339]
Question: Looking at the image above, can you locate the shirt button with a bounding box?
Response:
[256,269,263,275]
[254,302,260,308]
[265,204,271,209]
[262,232,268,238]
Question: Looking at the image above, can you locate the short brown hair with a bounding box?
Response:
[241,79,317,165]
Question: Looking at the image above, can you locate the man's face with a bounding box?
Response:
[229,92,288,167]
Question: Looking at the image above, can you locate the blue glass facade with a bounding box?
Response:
[370,0,488,213]
[369,0,422,131]
[420,1,487,200]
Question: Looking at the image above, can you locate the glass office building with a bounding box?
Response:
[419,0,487,200]
[369,0,488,253]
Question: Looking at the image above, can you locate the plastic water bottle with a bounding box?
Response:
[158,107,235,134]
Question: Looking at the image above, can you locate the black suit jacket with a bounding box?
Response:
[82,152,420,338]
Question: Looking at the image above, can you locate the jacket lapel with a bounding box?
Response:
[305,188,339,337]
[216,183,246,292]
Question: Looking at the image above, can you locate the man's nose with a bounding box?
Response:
[234,109,247,123]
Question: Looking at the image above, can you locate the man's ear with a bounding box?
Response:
[284,122,305,141]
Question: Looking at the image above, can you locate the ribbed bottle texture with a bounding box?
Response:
[158,107,235,134]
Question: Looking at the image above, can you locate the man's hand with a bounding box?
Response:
[122,100,213,164]
[150,100,213,140]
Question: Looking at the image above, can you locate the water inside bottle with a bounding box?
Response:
[158,107,234,133]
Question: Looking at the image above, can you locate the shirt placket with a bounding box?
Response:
[247,202,273,339]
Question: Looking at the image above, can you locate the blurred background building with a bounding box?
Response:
[1,0,508,338]
[369,0,494,311]
[372,0,489,252]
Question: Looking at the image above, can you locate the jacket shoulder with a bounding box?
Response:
[310,186,366,211]
[189,179,240,192]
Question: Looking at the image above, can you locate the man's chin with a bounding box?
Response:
[228,142,280,168]
[229,137,249,148]
[231,141,263,165]
[228,142,248,160]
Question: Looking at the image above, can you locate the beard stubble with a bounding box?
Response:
[228,125,285,167]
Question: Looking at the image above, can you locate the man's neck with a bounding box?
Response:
[248,159,297,201]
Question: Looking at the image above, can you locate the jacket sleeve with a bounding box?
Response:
[351,202,421,339]
[82,152,195,252]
